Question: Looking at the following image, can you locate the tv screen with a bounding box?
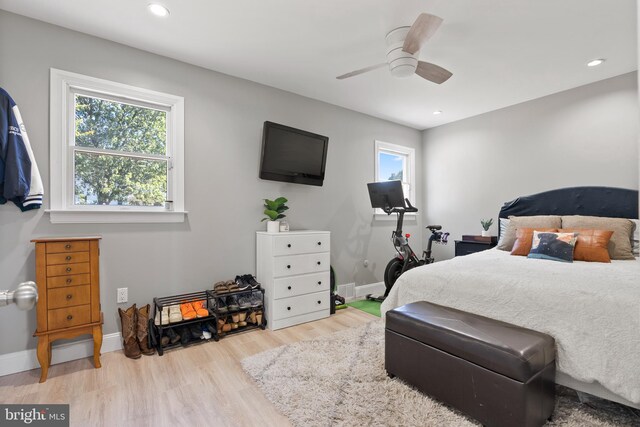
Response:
[259,121,329,186]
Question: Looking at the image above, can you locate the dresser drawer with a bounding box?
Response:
[48,285,91,310]
[48,273,91,289]
[46,252,90,265]
[271,291,329,320]
[273,271,330,299]
[272,234,330,256]
[46,241,90,254]
[46,262,90,277]
[273,252,330,277]
[48,304,91,330]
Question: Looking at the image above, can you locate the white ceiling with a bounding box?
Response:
[0,0,636,130]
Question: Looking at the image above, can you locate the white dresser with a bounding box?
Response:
[256,230,331,330]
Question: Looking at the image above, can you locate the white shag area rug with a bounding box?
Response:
[242,320,640,427]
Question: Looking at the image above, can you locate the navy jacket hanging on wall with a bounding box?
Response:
[0,87,43,211]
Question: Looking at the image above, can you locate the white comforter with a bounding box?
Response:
[381,249,640,405]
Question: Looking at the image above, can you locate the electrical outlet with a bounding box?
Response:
[117,288,128,304]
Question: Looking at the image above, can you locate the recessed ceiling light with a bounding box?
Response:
[148,3,170,17]
[587,58,605,67]
[433,110,442,115]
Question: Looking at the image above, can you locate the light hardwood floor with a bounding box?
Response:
[0,307,377,427]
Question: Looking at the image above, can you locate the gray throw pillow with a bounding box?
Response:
[561,215,636,260]
[496,215,562,251]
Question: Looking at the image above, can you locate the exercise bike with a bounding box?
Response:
[366,181,449,303]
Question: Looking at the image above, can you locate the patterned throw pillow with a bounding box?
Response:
[528,231,577,263]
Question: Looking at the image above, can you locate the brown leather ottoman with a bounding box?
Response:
[385,301,555,427]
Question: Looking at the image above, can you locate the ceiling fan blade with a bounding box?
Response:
[415,61,452,84]
[402,13,443,55]
[336,63,387,80]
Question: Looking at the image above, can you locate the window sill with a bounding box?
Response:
[46,209,188,224]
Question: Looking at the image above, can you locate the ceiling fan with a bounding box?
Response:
[336,13,452,84]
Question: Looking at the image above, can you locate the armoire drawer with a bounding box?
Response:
[271,291,329,320]
[46,252,90,265]
[273,252,330,277]
[48,273,91,289]
[273,271,330,299]
[48,304,91,330]
[46,262,91,277]
[48,285,91,309]
[272,234,330,256]
[46,241,90,254]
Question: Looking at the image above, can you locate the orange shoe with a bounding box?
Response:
[192,300,209,318]
[180,302,196,320]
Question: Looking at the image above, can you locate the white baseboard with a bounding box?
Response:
[355,282,385,299]
[0,332,122,378]
[337,282,355,302]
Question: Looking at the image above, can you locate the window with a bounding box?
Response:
[374,140,416,215]
[49,69,185,223]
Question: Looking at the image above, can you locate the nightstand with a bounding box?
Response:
[454,236,498,257]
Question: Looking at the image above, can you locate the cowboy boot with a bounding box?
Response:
[136,304,155,356]
[118,304,141,359]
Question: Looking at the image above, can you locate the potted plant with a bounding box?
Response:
[262,197,289,233]
[480,218,493,237]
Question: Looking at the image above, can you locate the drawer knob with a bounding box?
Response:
[67,315,73,320]
[66,294,73,300]
[317,261,321,265]
[66,256,72,261]
[287,265,291,269]
[287,286,292,290]
[318,281,322,285]
[317,300,321,304]
[65,244,71,249]
[66,279,72,284]
[66,267,72,272]
[317,241,321,246]
[287,306,291,311]
[287,244,291,248]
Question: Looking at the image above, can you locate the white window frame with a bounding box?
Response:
[49,69,186,223]
[374,140,416,218]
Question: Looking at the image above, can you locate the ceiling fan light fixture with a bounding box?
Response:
[148,3,170,17]
[433,110,442,115]
[586,58,605,67]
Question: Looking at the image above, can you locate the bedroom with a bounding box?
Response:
[0,0,638,426]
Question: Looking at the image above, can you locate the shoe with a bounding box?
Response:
[238,321,247,327]
[213,281,229,295]
[243,274,261,289]
[250,291,263,308]
[234,276,251,291]
[208,297,217,312]
[238,295,252,309]
[222,323,232,332]
[248,311,257,324]
[136,304,155,356]
[168,305,183,323]
[231,313,240,323]
[160,335,170,347]
[166,328,180,344]
[238,312,247,322]
[205,321,217,335]
[217,298,228,314]
[192,300,209,318]
[189,324,202,339]
[180,303,197,321]
[226,279,239,293]
[118,304,142,359]
[154,306,170,326]
[230,322,238,330]
[179,326,191,346]
[226,295,239,311]
[202,330,212,340]
[256,311,263,325]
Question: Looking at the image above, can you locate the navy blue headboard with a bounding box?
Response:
[499,187,639,221]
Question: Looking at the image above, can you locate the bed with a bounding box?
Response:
[380,186,640,409]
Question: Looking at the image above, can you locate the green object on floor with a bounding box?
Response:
[347,299,381,317]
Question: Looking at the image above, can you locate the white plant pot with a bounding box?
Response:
[481,230,491,237]
[266,220,280,233]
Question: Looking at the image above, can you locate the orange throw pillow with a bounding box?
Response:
[511,228,558,256]
[560,228,613,263]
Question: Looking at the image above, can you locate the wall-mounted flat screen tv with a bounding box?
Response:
[259,121,329,186]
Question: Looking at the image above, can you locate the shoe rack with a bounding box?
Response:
[149,291,219,356]
[206,287,267,337]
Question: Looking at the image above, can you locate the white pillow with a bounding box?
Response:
[497,218,510,247]
[631,219,639,257]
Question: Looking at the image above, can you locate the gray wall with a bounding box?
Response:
[0,11,422,355]
[422,72,639,260]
